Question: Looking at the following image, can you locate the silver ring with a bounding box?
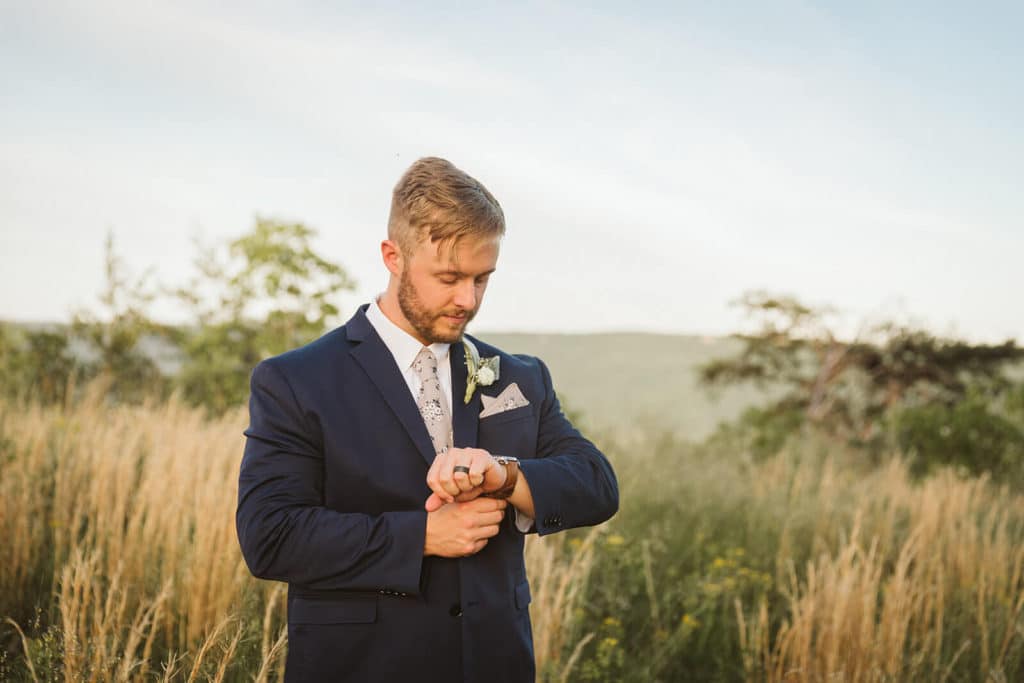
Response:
[453,465,471,475]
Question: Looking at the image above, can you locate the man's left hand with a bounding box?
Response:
[424,447,507,511]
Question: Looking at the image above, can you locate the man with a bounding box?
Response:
[236,157,619,682]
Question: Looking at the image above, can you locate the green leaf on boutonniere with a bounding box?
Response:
[463,338,500,404]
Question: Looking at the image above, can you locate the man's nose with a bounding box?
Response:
[453,279,477,310]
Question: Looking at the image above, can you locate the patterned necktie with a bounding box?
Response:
[412,346,452,456]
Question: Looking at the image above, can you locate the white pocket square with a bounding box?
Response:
[480,382,530,419]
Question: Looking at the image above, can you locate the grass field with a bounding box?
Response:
[1,389,1022,681]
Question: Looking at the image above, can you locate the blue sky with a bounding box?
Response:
[1,1,1021,341]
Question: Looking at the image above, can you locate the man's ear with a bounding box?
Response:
[381,239,402,276]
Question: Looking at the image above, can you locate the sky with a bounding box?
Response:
[1,1,1021,342]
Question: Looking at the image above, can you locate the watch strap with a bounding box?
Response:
[483,456,519,499]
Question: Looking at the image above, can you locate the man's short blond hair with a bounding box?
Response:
[388,157,505,257]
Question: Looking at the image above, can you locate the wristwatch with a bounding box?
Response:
[482,455,519,499]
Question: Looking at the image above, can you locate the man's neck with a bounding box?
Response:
[376,292,424,345]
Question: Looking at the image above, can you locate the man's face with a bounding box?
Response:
[397,235,500,345]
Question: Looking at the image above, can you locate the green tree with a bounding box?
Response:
[71,232,167,403]
[701,291,1024,475]
[0,233,161,406]
[0,324,84,405]
[891,389,1024,479]
[173,218,355,413]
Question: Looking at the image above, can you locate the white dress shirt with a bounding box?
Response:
[365,298,533,533]
[366,299,453,414]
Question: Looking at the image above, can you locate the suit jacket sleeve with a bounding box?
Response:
[517,357,619,535]
[236,359,426,594]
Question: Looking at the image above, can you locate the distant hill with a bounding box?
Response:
[478,332,765,441]
[3,320,766,441]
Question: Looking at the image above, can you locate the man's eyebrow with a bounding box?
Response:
[435,267,497,277]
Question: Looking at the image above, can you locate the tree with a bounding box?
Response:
[0,324,84,405]
[71,232,167,403]
[891,389,1024,479]
[701,291,1024,476]
[173,218,355,413]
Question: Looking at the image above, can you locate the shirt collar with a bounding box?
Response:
[366,298,451,372]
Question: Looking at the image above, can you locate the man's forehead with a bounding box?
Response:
[416,235,500,267]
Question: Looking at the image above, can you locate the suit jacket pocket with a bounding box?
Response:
[480,404,534,427]
[479,407,536,461]
[289,595,378,624]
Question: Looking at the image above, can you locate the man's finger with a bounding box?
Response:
[474,524,501,540]
[454,488,484,503]
[452,454,475,492]
[468,453,489,488]
[424,491,446,512]
[437,468,462,498]
[425,453,456,503]
[474,510,506,526]
[426,469,454,504]
[433,453,463,500]
[461,497,508,512]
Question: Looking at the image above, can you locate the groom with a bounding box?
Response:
[236,157,619,682]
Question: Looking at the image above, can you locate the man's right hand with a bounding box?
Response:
[424,497,507,557]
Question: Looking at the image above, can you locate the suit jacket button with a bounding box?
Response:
[449,604,462,617]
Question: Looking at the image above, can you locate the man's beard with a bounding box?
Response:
[398,270,477,344]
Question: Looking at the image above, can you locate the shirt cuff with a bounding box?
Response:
[513,508,535,533]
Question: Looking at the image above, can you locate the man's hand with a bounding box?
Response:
[424,497,508,557]
[425,447,508,509]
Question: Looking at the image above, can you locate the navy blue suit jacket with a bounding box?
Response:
[237,305,618,682]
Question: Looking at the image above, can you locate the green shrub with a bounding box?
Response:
[892,391,1024,480]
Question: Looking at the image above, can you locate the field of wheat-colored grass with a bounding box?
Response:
[1,390,1023,681]
[735,459,1024,682]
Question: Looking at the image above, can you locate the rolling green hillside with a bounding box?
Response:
[479,332,765,441]
[3,321,765,441]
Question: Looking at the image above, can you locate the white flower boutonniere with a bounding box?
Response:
[463,338,500,404]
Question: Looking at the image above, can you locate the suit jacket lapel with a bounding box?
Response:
[348,306,436,467]
[450,340,480,450]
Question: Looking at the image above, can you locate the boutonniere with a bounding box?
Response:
[463,338,500,404]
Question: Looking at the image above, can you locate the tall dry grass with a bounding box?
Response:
[737,457,1024,682]
[2,389,1023,681]
[0,388,287,680]
[0,389,593,681]
[524,528,603,682]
